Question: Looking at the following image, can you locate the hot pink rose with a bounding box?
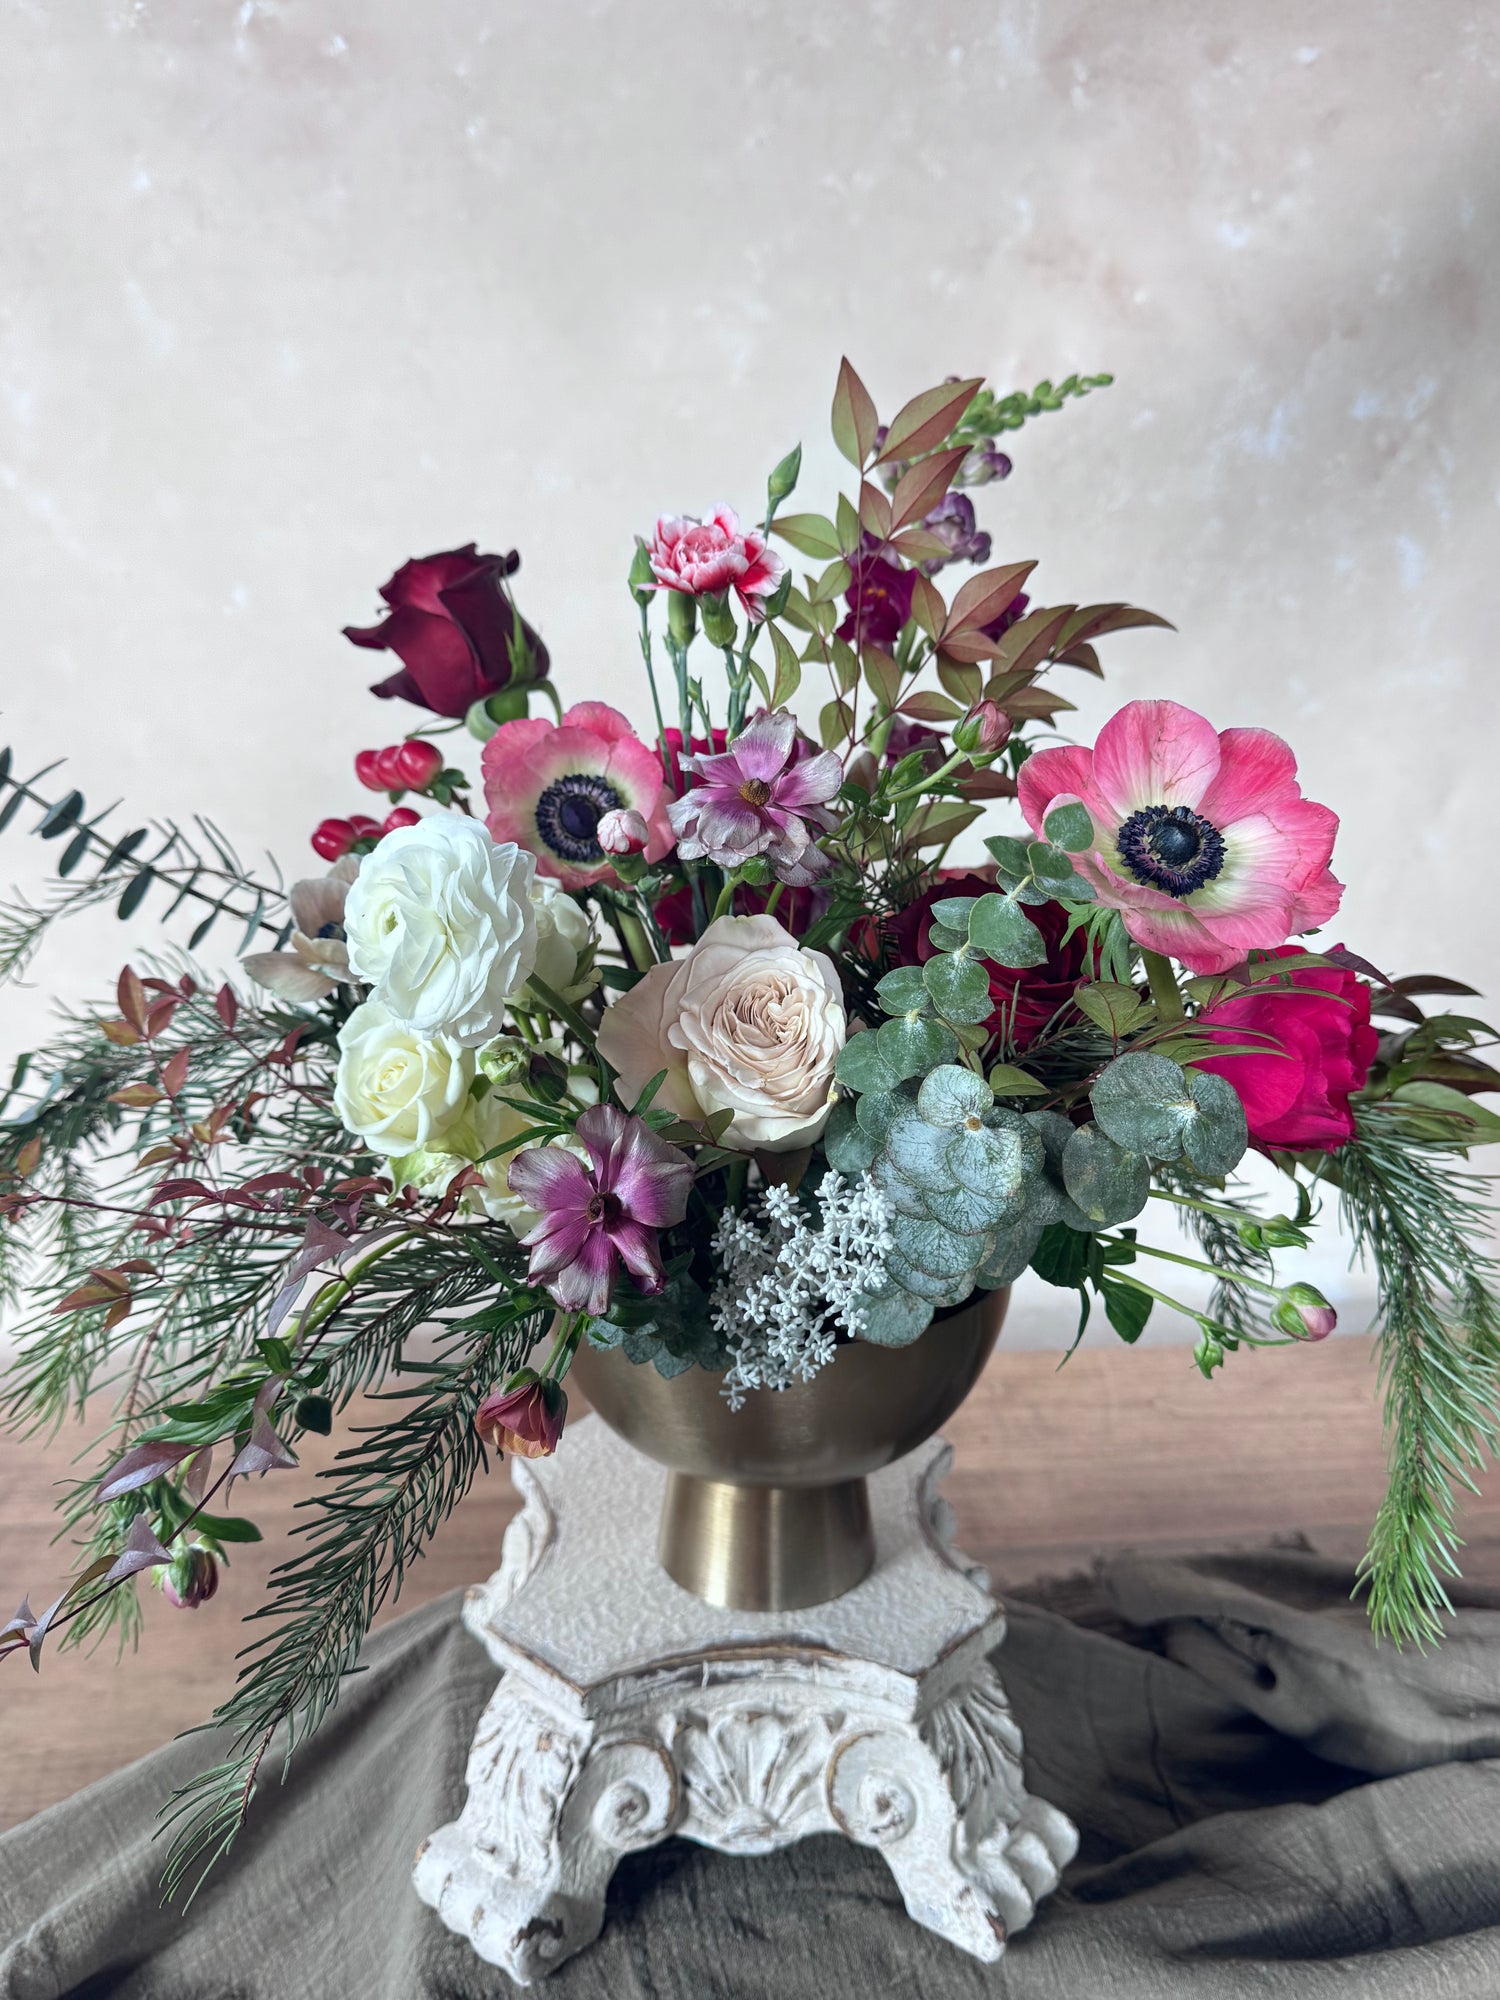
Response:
[1194,946,1379,1151]
[647,507,785,623]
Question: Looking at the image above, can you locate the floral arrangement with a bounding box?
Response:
[2,362,1498,1892]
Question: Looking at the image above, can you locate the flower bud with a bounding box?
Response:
[957,441,1013,487]
[160,1544,218,1610]
[952,699,1009,758]
[597,807,650,857]
[736,856,773,887]
[311,817,356,861]
[766,443,802,506]
[475,1371,567,1459]
[382,807,421,834]
[354,749,386,791]
[392,739,443,791]
[699,591,737,648]
[628,538,657,608]
[1272,1283,1338,1340]
[667,589,698,647]
[477,1035,532,1086]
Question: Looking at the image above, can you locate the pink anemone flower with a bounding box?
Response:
[1018,699,1342,975]
[507,1105,694,1316]
[482,701,675,890]
[667,708,842,886]
[647,506,786,623]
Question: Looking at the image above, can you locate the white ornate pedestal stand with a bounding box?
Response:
[414,1415,1076,1984]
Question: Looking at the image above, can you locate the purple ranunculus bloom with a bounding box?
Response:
[836,547,916,651]
[667,709,842,886]
[507,1106,693,1316]
[917,492,992,576]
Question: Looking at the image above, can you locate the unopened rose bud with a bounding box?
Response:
[597,808,650,857]
[311,817,356,861]
[382,807,421,834]
[391,739,443,791]
[952,699,1009,758]
[354,749,386,791]
[475,1371,567,1459]
[161,1544,218,1610]
[1272,1283,1338,1340]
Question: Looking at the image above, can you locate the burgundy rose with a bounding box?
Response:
[653,878,825,949]
[1194,946,1379,1151]
[886,869,1087,1052]
[344,545,550,719]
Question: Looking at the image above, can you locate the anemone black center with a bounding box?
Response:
[534,773,623,863]
[1116,803,1226,898]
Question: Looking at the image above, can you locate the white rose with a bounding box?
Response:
[530,876,598,1004]
[334,1000,475,1158]
[597,914,845,1152]
[343,815,537,1046]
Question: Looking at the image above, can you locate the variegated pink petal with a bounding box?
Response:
[1091,700,1221,818]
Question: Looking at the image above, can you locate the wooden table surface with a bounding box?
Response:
[4,1333,1499,1834]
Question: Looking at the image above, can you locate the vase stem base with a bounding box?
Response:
[660,1470,874,1611]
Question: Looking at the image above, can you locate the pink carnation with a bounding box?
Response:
[1018,699,1342,975]
[647,506,785,623]
[482,701,675,891]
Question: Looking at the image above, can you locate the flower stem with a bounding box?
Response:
[525,977,598,1051]
[1142,949,1184,1023]
[638,600,672,786]
[710,873,737,922]
[539,1311,584,1381]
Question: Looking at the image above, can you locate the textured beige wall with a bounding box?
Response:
[2,0,1496,1340]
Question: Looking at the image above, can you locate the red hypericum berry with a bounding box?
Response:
[347,815,383,842]
[392,739,443,790]
[382,807,421,834]
[354,748,386,791]
[311,817,355,860]
[372,745,406,789]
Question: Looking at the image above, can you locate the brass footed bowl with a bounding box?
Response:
[570,1286,1007,1613]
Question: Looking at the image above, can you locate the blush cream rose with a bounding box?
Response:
[597,914,845,1152]
[343,814,537,1046]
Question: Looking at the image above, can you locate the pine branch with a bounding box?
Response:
[1335,1102,1500,1644]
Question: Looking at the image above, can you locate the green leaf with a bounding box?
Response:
[983,833,1032,876]
[877,1015,960,1080]
[835,1035,902,1097]
[927,923,969,952]
[116,868,155,919]
[987,1063,1047,1096]
[768,623,802,709]
[916,1064,994,1127]
[1387,1082,1500,1146]
[1090,1051,1193,1159]
[874,966,930,1016]
[929,897,979,934]
[1180,1069,1249,1177]
[770,512,842,560]
[192,1512,264,1544]
[854,1283,934,1347]
[1030,1220,1097,1290]
[1043,801,1094,852]
[295,1394,334,1436]
[922,951,996,1023]
[1026,841,1075,884]
[825,1098,878,1174]
[832,357,879,468]
[968,895,1048,969]
[1101,1277,1152,1344]
[1074,982,1146,1038]
[1062,1123,1150,1225]
[38,790,84,838]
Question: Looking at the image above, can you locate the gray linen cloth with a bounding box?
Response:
[3,1547,1500,1999]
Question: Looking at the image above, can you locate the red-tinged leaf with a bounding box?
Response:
[1002,686,1077,721]
[102,1298,132,1332]
[14,1135,42,1178]
[138,1144,180,1168]
[909,573,946,640]
[117,1257,160,1276]
[97,1438,197,1502]
[145,996,180,1040]
[329,1176,388,1198]
[190,1122,213,1145]
[770,512,843,560]
[152,1177,212,1204]
[874,376,984,466]
[117,965,148,1033]
[227,1411,298,1484]
[160,1047,190,1096]
[898,691,966,723]
[831,357,879,469]
[1057,642,1103,676]
[178,974,198,998]
[1389,972,1480,998]
[887,526,955,564]
[25,1591,66,1672]
[937,631,1011,665]
[277,1025,307,1064]
[958,768,1019,800]
[944,562,1038,637]
[861,647,902,710]
[184,1446,215,1504]
[142,976,177,995]
[108,1083,162,1110]
[266,1216,353,1335]
[1053,602,1176,649]
[936,656,984,706]
[2,1596,35,1642]
[53,1270,132,1314]
[101,1513,173,1585]
[215,984,239,1030]
[241,1172,303,1195]
[888,447,969,533]
[857,481,891,541]
[986,603,1080,678]
[99,1019,142,1047]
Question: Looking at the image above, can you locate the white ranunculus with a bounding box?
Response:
[334,1000,475,1158]
[530,876,598,1004]
[342,815,537,1046]
[596,914,846,1152]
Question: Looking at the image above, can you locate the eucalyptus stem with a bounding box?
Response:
[1142,949,1184,1022]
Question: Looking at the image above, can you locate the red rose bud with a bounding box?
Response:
[391,739,444,790]
[1272,1284,1338,1341]
[161,1544,218,1610]
[372,744,407,788]
[354,748,386,791]
[382,807,421,834]
[311,817,356,861]
[475,1372,567,1460]
[597,807,650,856]
[952,699,1010,758]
